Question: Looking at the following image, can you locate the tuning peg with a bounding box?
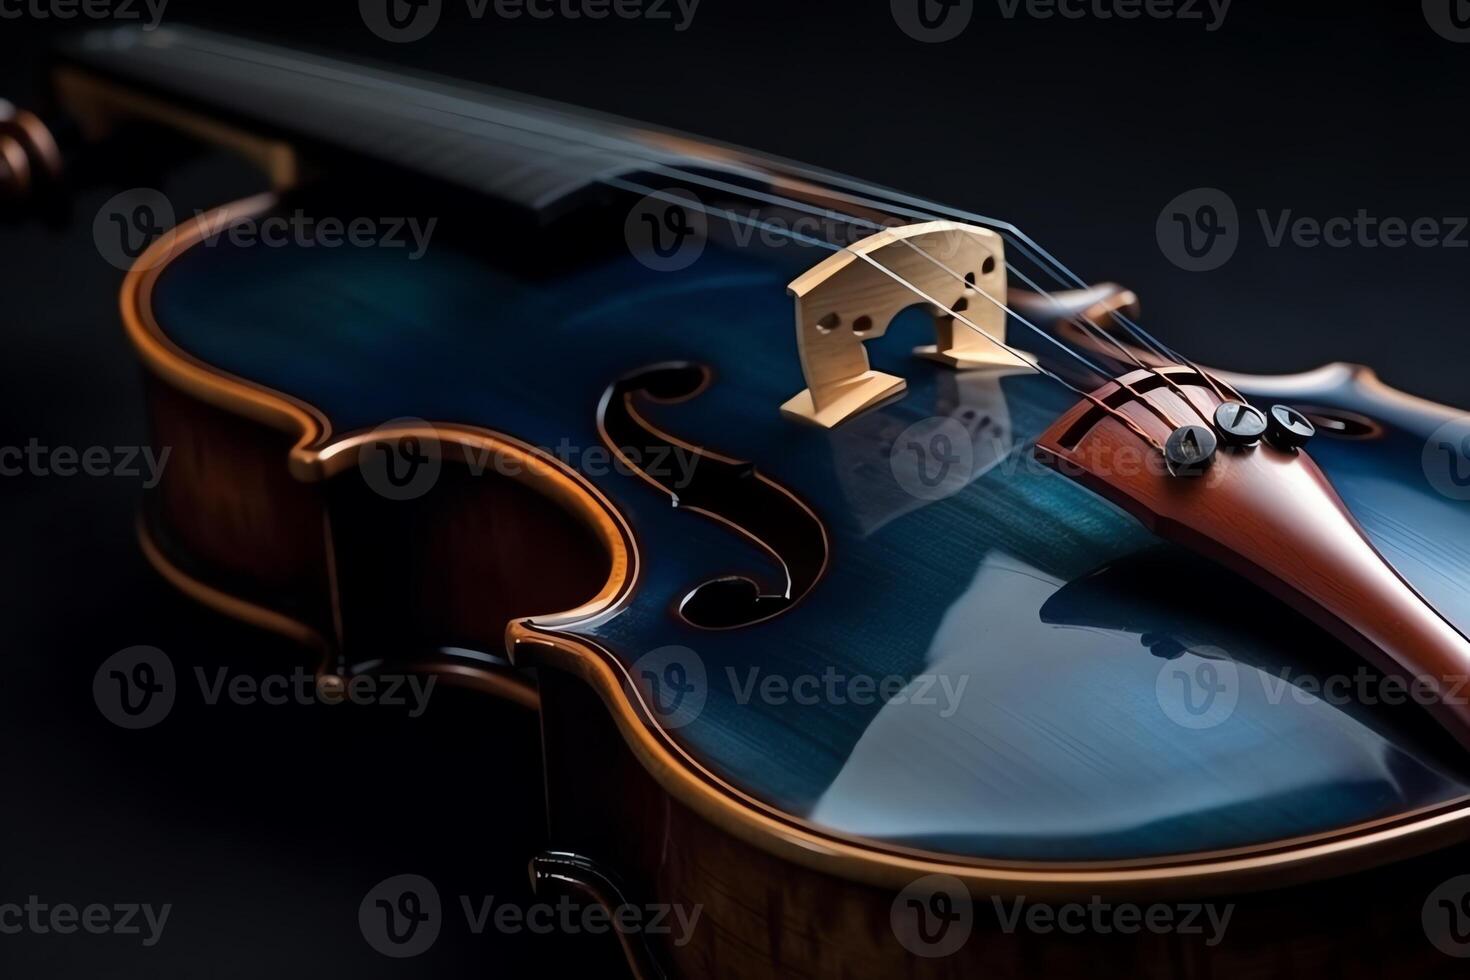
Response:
[0,99,65,210]
[0,132,29,202]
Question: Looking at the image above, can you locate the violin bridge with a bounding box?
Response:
[780,220,1026,428]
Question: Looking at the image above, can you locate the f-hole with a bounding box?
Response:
[597,363,829,630]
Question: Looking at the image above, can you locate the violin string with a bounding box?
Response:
[333,77,1223,400]
[437,98,1175,444]
[611,164,1231,437]
[162,35,1191,448]
[603,176,1166,453]
[629,160,1212,430]
[740,160,1246,402]
[775,175,1247,408]
[174,26,1231,404]
[277,63,1212,414]
[772,170,1249,404]
[1062,315,1202,431]
[628,161,1129,382]
[352,81,1129,392]
[994,261,1212,423]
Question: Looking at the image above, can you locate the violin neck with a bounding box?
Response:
[49,25,686,220]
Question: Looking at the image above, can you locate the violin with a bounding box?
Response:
[12,23,1470,978]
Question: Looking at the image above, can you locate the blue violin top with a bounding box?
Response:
[151,214,1470,864]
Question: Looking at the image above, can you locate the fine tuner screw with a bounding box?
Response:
[1214,401,1268,447]
[1165,424,1218,477]
[1267,404,1316,450]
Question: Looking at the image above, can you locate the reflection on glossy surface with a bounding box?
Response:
[152,219,1470,863]
[811,551,1466,860]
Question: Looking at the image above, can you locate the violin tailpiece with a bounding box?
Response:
[1035,366,1470,751]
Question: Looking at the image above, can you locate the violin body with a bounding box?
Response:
[24,24,1470,979]
[130,192,1470,976]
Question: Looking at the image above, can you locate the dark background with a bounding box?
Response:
[2,1,1468,976]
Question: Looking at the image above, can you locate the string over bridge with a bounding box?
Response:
[780,220,1028,428]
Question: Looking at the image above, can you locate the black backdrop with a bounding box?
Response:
[2,2,1468,976]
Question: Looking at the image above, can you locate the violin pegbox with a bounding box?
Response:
[780,220,1027,428]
